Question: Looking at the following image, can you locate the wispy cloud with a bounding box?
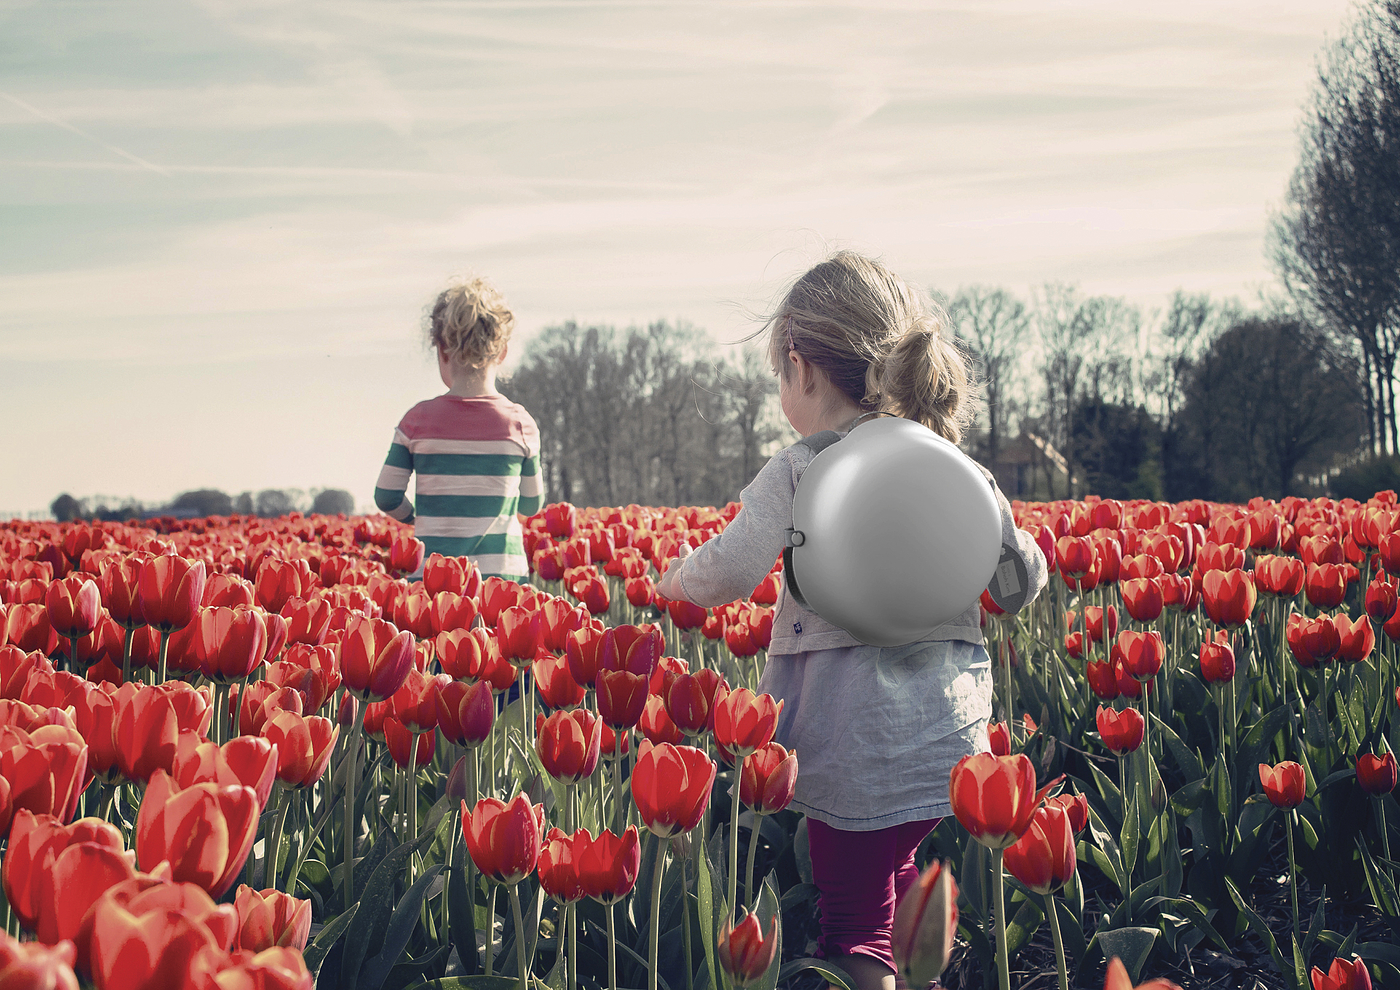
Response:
[0,0,1358,513]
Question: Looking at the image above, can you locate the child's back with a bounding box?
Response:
[375,277,544,582]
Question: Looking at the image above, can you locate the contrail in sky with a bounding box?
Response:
[1,91,170,177]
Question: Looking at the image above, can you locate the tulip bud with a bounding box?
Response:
[892,859,958,987]
[446,755,470,803]
[337,692,359,728]
[716,911,778,988]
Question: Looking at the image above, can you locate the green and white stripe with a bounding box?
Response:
[374,429,543,577]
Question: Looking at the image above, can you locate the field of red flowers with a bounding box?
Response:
[0,492,1396,990]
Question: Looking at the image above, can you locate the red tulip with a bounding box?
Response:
[96,557,146,630]
[1002,804,1076,894]
[171,733,278,809]
[2,810,133,943]
[427,591,479,637]
[1254,555,1305,597]
[631,740,716,837]
[339,616,415,703]
[435,678,494,748]
[497,606,545,668]
[665,668,728,736]
[388,535,425,575]
[135,769,259,899]
[1056,536,1096,578]
[0,931,80,990]
[45,576,102,642]
[1120,578,1163,623]
[1084,605,1118,643]
[1258,761,1306,808]
[1096,706,1144,755]
[533,653,585,709]
[253,559,312,615]
[1201,569,1256,628]
[3,604,58,657]
[1365,579,1398,623]
[1044,791,1089,834]
[1356,752,1398,795]
[1102,955,1186,990]
[1087,659,1119,700]
[384,718,435,769]
[637,694,685,746]
[279,596,331,646]
[1115,631,1164,682]
[85,888,233,990]
[137,556,206,633]
[576,826,641,904]
[596,668,649,729]
[194,606,268,684]
[423,554,475,597]
[1305,563,1349,610]
[564,625,606,689]
[1335,614,1375,664]
[891,858,958,988]
[949,752,1056,849]
[739,742,798,815]
[1310,956,1372,990]
[717,911,778,988]
[1199,631,1236,684]
[537,828,584,904]
[266,644,340,712]
[232,885,311,952]
[0,722,89,826]
[462,794,544,885]
[261,711,338,789]
[712,688,782,760]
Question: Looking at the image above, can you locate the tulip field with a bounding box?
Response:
[0,493,1399,990]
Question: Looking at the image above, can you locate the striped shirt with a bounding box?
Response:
[374,394,545,580]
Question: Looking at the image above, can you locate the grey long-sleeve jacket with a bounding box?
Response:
[673,430,1048,654]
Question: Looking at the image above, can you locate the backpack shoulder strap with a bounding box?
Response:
[783,431,843,611]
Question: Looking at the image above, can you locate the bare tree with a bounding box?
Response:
[1272,0,1400,456]
[944,285,1031,468]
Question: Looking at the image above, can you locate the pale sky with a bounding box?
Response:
[0,0,1360,517]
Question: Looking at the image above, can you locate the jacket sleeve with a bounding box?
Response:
[674,451,794,608]
[976,462,1048,615]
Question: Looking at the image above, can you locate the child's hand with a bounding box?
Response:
[656,544,693,601]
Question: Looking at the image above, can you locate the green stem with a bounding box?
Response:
[1286,809,1300,945]
[1377,798,1394,870]
[486,885,497,977]
[993,847,1010,990]
[649,834,667,990]
[605,900,617,990]
[214,682,230,747]
[231,672,251,737]
[727,767,742,918]
[1118,754,1131,897]
[681,851,694,990]
[98,782,116,823]
[745,812,761,909]
[509,882,529,990]
[157,628,170,684]
[1045,891,1069,990]
[265,787,291,892]
[341,712,365,910]
[613,745,624,835]
[121,626,134,685]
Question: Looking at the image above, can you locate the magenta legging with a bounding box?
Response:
[806,816,942,973]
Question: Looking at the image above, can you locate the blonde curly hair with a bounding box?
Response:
[426,276,515,372]
[756,251,980,443]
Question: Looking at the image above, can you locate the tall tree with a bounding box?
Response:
[945,285,1031,468]
[1168,315,1365,500]
[1272,0,1400,456]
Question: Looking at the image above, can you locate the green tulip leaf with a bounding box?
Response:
[1093,926,1157,983]
[303,902,358,984]
[777,959,855,990]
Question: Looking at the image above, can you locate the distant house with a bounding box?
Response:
[986,432,1075,500]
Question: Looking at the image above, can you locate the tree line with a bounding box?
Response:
[498,292,1368,512]
[49,488,356,523]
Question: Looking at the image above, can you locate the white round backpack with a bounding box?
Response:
[782,413,1025,648]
